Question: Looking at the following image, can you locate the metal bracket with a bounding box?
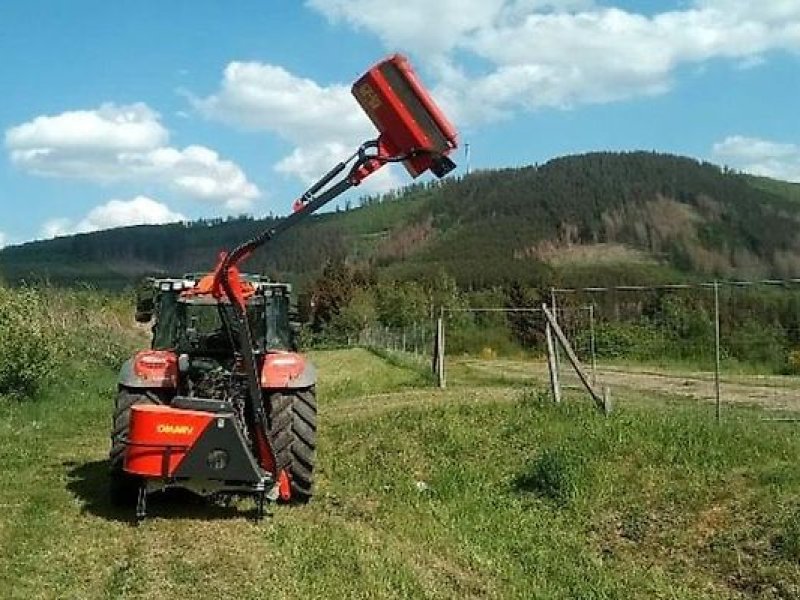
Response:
[136,485,148,523]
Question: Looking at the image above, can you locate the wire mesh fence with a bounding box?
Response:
[309,278,800,418]
[553,282,800,416]
[430,280,800,418]
[329,322,436,373]
[553,287,719,414]
[435,306,597,396]
[352,322,434,356]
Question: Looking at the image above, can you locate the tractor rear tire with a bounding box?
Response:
[109,387,163,505]
[268,387,317,503]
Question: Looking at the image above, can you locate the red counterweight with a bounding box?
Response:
[125,405,212,478]
[352,54,458,179]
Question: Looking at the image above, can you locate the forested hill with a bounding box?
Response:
[3,151,800,290]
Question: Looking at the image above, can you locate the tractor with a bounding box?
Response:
[108,54,458,519]
[110,276,316,513]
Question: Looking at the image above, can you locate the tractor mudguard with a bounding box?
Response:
[119,350,178,389]
[260,352,316,389]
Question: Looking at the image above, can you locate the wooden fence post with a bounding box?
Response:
[545,322,562,404]
[435,312,446,389]
[602,386,612,416]
[542,304,605,412]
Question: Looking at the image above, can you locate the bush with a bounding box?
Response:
[785,349,800,375]
[479,346,497,359]
[446,321,523,356]
[581,322,661,360]
[0,287,58,397]
[725,320,786,369]
[0,285,139,399]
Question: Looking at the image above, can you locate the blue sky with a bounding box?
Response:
[2,0,800,247]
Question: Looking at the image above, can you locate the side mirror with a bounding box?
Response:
[289,321,302,352]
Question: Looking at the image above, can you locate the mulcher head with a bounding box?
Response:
[352,54,458,179]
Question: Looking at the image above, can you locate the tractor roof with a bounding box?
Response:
[146,275,292,295]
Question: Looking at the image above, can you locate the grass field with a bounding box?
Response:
[3,348,800,599]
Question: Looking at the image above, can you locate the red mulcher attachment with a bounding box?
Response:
[351,54,458,181]
[123,54,457,520]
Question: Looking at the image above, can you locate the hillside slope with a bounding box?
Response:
[3,151,800,289]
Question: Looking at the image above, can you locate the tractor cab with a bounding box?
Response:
[136,275,295,354]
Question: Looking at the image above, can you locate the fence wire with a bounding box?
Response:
[326,279,800,417]
[352,322,434,357]
[421,281,800,418]
[554,283,800,416]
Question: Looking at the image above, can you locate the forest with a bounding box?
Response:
[4,151,800,291]
[6,151,800,371]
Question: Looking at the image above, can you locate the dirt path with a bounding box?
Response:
[451,358,800,411]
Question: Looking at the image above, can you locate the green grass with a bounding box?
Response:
[747,175,800,205]
[2,349,800,598]
[310,347,430,404]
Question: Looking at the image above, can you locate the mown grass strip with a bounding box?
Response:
[2,348,800,598]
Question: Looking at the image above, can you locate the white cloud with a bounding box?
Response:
[307,0,800,124]
[195,62,371,144]
[5,103,260,211]
[307,0,508,56]
[307,1,596,56]
[41,218,73,240]
[712,135,800,182]
[194,62,401,191]
[42,196,187,239]
[192,1,800,192]
[272,141,399,196]
[696,1,800,23]
[273,142,354,185]
[6,103,167,152]
[0,232,7,249]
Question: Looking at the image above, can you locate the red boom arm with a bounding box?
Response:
[211,55,458,494]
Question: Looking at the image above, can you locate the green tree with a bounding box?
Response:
[506,283,543,349]
[328,287,378,340]
[308,260,355,332]
[375,280,428,328]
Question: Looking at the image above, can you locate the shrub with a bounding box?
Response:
[0,287,58,397]
[785,349,800,375]
[446,321,522,356]
[0,285,140,399]
[725,320,786,369]
[580,322,661,360]
[479,346,497,359]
